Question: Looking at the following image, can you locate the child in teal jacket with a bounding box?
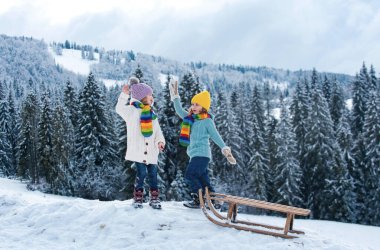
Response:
[169,80,236,208]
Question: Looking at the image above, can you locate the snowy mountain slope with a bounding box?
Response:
[48,47,99,76]
[1,178,379,250]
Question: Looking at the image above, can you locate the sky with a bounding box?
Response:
[0,0,380,75]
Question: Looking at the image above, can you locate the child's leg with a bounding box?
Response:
[200,166,215,193]
[185,157,210,194]
[134,162,147,191]
[146,164,158,190]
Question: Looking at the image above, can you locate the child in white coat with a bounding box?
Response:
[116,77,165,209]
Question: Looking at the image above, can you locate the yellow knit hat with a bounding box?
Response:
[191,91,211,111]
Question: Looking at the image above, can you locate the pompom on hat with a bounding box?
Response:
[191,91,211,111]
[128,77,153,101]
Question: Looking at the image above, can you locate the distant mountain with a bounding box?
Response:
[1,34,354,97]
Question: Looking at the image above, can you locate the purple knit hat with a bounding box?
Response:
[128,77,153,101]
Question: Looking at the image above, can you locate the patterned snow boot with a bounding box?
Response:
[133,189,144,208]
[183,193,200,209]
[149,189,161,209]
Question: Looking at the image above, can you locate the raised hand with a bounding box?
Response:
[122,84,130,95]
[222,148,237,165]
[169,79,179,100]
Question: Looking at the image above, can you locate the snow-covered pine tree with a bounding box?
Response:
[50,104,75,195]
[351,66,372,223]
[75,72,121,200]
[329,78,345,132]
[63,80,79,128]
[38,92,55,185]
[0,81,12,176]
[363,91,380,225]
[290,79,311,206]
[227,89,246,195]
[159,74,185,200]
[18,92,40,183]
[212,90,231,190]
[336,108,357,211]
[322,75,332,105]
[133,64,144,81]
[303,84,345,219]
[351,74,366,139]
[7,89,20,175]
[265,115,278,203]
[369,65,378,93]
[246,85,268,206]
[273,97,302,207]
[323,108,356,222]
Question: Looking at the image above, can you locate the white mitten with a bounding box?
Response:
[169,79,180,101]
[222,147,237,165]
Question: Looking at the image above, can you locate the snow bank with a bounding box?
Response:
[1,178,379,250]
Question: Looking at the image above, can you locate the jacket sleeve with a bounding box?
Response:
[206,119,228,150]
[172,97,189,119]
[154,119,166,146]
[115,92,131,122]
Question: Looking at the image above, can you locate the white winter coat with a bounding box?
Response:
[115,92,165,165]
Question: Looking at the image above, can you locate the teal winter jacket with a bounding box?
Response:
[173,97,228,160]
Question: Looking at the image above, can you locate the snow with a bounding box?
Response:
[158,73,178,87]
[99,78,124,88]
[271,108,281,120]
[346,99,353,110]
[48,47,99,76]
[1,178,380,250]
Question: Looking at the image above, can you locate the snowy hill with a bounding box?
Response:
[48,47,99,76]
[1,178,379,250]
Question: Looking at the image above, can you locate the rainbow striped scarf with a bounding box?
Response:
[131,101,157,137]
[179,113,211,147]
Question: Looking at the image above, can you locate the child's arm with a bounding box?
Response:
[206,119,228,150]
[206,119,237,164]
[115,84,131,122]
[172,98,188,119]
[170,80,188,119]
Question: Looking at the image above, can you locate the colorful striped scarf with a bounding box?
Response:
[179,113,211,147]
[131,101,157,137]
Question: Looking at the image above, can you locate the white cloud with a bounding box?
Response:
[0,0,380,75]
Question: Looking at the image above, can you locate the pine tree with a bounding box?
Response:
[290,79,310,205]
[157,74,185,200]
[324,109,356,222]
[265,116,278,203]
[0,81,12,176]
[38,93,55,184]
[134,64,144,81]
[322,75,332,105]
[50,104,75,195]
[246,85,268,204]
[7,89,20,175]
[18,92,40,183]
[273,99,302,207]
[227,90,246,195]
[75,72,121,200]
[330,78,345,131]
[363,91,380,225]
[369,65,378,93]
[63,80,79,128]
[351,74,366,139]
[303,85,345,219]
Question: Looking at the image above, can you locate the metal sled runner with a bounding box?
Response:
[199,188,311,239]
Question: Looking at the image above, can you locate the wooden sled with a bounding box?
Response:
[199,187,311,239]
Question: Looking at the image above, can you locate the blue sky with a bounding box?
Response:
[1,0,379,75]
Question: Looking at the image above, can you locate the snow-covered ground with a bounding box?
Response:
[1,178,379,250]
[48,48,99,76]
